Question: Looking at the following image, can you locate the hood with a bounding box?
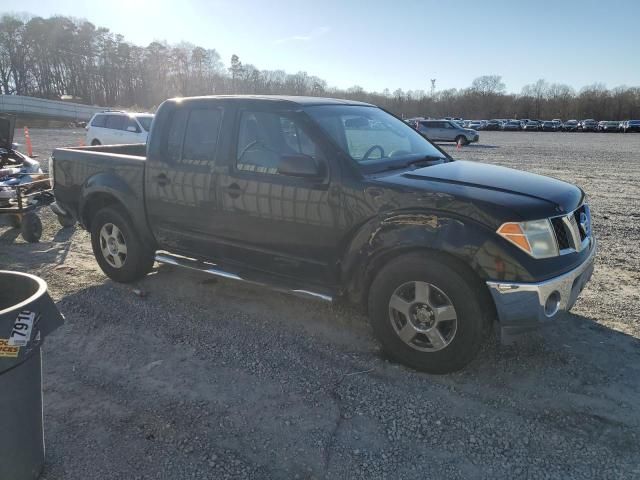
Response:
[380,160,583,217]
[0,115,15,149]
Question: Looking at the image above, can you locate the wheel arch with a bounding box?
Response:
[81,191,128,230]
[340,212,498,320]
[79,176,156,248]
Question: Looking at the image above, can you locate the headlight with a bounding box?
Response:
[497,219,558,259]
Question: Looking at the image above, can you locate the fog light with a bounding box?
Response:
[544,291,561,317]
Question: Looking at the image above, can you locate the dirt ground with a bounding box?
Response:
[2,129,640,479]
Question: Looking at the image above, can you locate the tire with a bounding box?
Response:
[368,254,487,374]
[91,139,101,146]
[57,214,76,228]
[20,213,42,243]
[90,206,155,283]
[455,135,468,146]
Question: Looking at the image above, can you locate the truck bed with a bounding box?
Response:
[51,143,147,228]
[58,143,147,158]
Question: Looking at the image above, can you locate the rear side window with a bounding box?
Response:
[181,108,223,165]
[91,114,106,127]
[105,115,125,130]
[165,109,189,163]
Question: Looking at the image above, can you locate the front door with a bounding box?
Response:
[145,104,224,258]
[212,106,343,285]
[440,122,458,141]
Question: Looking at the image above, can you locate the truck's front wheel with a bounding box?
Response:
[368,254,486,374]
[90,207,154,283]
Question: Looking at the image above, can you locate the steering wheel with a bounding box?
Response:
[361,145,385,161]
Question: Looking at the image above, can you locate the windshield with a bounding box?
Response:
[136,115,153,132]
[304,105,446,169]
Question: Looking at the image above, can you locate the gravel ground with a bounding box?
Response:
[2,129,640,479]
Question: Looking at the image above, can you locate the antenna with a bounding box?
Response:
[430,79,436,96]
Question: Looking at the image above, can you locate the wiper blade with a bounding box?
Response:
[375,155,446,173]
[406,155,446,168]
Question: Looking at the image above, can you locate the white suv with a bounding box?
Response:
[86,112,154,145]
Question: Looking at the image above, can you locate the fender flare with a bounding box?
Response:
[79,173,155,246]
[340,211,507,306]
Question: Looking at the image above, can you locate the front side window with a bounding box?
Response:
[305,105,446,169]
[236,110,322,175]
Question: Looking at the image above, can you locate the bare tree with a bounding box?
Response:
[0,13,638,119]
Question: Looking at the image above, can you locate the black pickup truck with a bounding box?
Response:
[50,96,596,373]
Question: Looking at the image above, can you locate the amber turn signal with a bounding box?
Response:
[497,222,532,253]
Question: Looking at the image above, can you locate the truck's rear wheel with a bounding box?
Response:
[20,213,42,243]
[368,254,485,374]
[90,206,154,283]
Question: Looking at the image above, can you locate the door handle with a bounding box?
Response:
[223,183,242,199]
[153,173,170,186]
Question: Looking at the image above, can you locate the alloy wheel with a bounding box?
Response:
[388,281,458,352]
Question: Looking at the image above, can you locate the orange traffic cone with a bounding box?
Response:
[456,138,462,151]
[23,126,33,157]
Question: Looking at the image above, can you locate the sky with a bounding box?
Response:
[4,0,640,94]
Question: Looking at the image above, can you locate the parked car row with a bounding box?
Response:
[425,118,640,132]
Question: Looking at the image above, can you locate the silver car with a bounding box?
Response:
[415,120,479,144]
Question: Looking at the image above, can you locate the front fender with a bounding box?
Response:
[340,211,528,304]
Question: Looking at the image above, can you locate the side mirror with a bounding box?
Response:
[277,154,322,178]
[126,125,138,133]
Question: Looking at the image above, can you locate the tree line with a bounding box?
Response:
[1,13,639,120]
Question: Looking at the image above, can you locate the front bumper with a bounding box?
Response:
[486,238,596,340]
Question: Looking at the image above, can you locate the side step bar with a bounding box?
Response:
[155,252,334,303]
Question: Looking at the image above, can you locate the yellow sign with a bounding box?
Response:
[0,338,20,358]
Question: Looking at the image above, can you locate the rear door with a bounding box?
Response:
[418,121,438,140]
[104,114,126,144]
[145,103,224,257]
[426,121,445,141]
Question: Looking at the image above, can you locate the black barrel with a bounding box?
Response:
[0,271,64,480]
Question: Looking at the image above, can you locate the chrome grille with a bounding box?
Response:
[551,217,571,250]
[551,204,591,254]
